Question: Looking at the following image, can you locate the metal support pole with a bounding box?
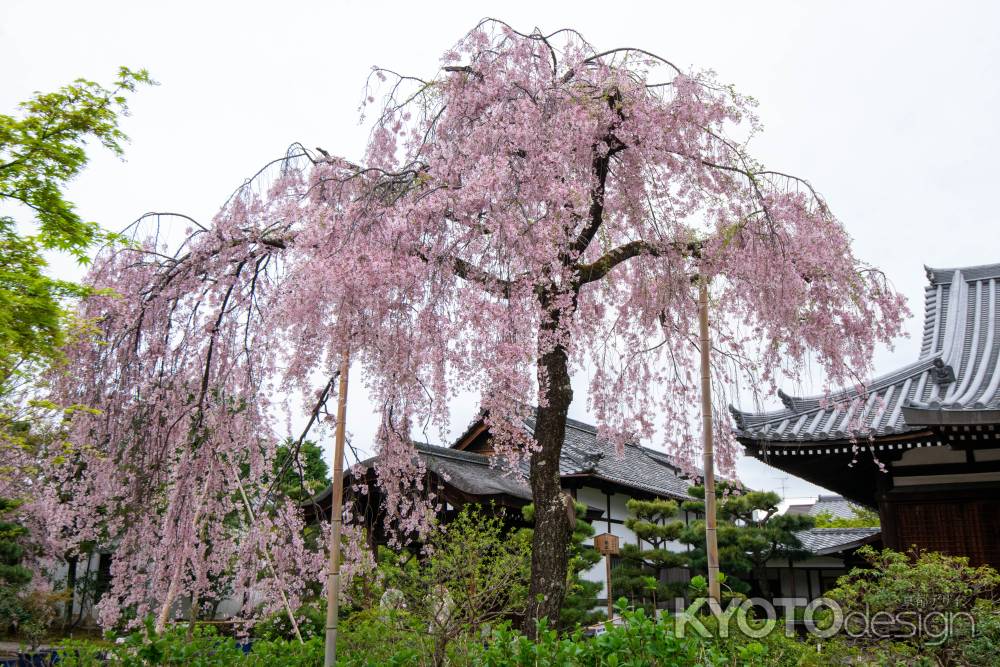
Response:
[324,351,350,667]
[698,279,722,605]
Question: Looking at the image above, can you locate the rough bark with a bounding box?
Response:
[526,292,576,634]
[524,108,623,631]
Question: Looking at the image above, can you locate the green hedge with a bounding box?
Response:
[51,606,866,667]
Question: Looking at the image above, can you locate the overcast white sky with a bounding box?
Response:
[4,0,999,501]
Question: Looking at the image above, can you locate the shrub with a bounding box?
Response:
[253,599,325,641]
[52,603,877,666]
[337,608,433,666]
[473,602,863,667]
[58,622,245,666]
[58,623,326,666]
[826,546,1000,666]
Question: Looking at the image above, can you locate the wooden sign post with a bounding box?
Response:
[594,532,620,621]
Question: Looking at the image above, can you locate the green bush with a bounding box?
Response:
[336,608,433,666]
[253,600,325,641]
[472,601,863,667]
[53,603,875,666]
[58,623,239,666]
[826,546,1000,666]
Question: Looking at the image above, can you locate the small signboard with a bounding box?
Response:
[594,532,620,556]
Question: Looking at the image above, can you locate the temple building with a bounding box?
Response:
[732,262,1000,568]
[307,414,698,606]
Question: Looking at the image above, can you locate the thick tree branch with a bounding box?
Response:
[568,145,615,259]
[576,240,660,284]
[451,257,513,297]
[415,249,514,299]
[576,238,701,285]
[569,92,627,259]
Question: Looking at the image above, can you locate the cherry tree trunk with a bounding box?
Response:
[526,301,575,632]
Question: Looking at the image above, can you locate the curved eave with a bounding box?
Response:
[735,428,934,451]
[926,261,1000,285]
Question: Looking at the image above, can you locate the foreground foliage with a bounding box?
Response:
[0,67,151,394]
[826,545,1000,666]
[52,605,862,667]
[46,544,1000,665]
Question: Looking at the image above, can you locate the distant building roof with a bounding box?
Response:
[307,442,533,510]
[732,262,1000,443]
[413,442,533,501]
[312,415,694,514]
[786,495,855,520]
[518,416,693,500]
[794,527,881,556]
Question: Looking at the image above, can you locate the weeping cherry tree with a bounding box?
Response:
[42,20,907,628]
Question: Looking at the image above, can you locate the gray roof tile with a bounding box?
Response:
[787,495,856,520]
[341,416,693,507]
[794,527,880,555]
[413,442,532,501]
[523,416,694,500]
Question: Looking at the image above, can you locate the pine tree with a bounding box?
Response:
[613,498,686,612]
[680,482,814,597]
[0,498,33,634]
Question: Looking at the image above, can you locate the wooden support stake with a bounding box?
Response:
[698,279,722,605]
[324,351,350,667]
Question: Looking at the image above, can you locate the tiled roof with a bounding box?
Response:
[308,442,533,509]
[807,495,855,519]
[522,416,694,500]
[413,442,532,500]
[786,495,856,519]
[794,527,880,556]
[732,262,1000,442]
[365,442,534,501]
[318,417,693,510]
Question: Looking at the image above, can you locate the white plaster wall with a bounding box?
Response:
[577,486,696,601]
[48,553,105,626]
